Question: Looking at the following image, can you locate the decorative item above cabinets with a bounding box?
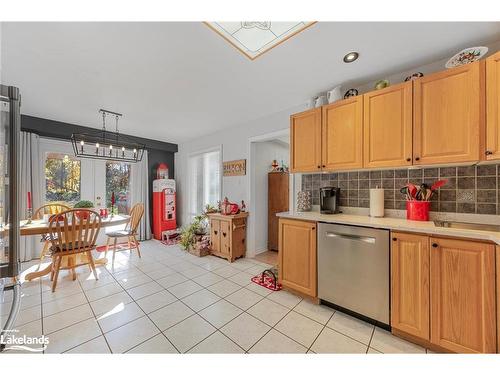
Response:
[290,58,495,173]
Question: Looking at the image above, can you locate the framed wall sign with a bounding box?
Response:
[223,159,246,176]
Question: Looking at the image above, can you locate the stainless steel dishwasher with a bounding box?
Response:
[318,222,390,326]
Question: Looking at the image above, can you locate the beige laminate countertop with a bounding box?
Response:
[277,211,500,245]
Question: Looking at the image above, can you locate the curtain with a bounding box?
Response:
[19,132,42,261]
[131,150,151,241]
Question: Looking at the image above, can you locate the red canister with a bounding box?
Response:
[406,201,430,221]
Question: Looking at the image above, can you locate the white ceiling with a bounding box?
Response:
[1,22,499,144]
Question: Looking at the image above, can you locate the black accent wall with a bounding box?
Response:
[21,115,178,229]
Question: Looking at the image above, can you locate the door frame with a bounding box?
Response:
[246,129,295,258]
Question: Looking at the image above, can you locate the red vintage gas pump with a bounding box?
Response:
[152,163,177,240]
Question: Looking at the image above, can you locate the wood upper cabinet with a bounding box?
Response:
[290,108,322,172]
[364,82,413,168]
[391,232,430,340]
[278,218,317,297]
[322,96,363,170]
[430,237,496,353]
[486,51,500,160]
[413,61,484,165]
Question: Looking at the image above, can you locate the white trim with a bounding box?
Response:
[246,129,291,257]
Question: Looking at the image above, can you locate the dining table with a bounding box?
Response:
[19,214,130,282]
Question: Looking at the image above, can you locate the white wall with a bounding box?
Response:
[253,141,289,253]
[175,104,304,228]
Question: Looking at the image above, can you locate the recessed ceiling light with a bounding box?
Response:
[343,51,359,63]
[206,22,316,60]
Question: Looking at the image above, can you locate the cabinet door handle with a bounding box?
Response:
[392,237,397,241]
[317,165,321,169]
[432,243,438,248]
[415,157,420,161]
[485,150,493,155]
[322,165,326,168]
[406,158,411,162]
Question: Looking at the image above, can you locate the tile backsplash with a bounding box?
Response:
[300,164,500,215]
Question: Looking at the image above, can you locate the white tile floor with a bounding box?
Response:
[0,240,431,354]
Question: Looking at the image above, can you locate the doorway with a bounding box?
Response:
[247,129,292,263]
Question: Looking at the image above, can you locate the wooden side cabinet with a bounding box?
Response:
[486,51,500,160]
[278,218,317,297]
[364,82,413,168]
[391,232,430,340]
[430,237,496,353]
[413,61,484,165]
[290,108,322,172]
[208,212,248,263]
[322,96,363,171]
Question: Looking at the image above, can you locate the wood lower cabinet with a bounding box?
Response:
[290,108,322,172]
[364,82,413,168]
[486,51,500,160]
[391,232,430,340]
[430,237,496,353]
[278,218,317,297]
[322,96,363,170]
[392,232,497,353]
[413,61,484,165]
[208,213,248,262]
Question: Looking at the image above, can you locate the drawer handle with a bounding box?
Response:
[325,231,376,244]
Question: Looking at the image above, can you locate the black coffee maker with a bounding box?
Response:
[320,187,341,214]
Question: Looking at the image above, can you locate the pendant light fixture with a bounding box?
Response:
[71,109,145,162]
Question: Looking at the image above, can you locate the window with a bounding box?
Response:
[45,153,81,205]
[188,149,221,217]
[106,161,131,214]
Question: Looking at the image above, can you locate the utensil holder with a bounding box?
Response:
[406,201,430,221]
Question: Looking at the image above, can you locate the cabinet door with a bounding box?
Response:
[364,82,413,168]
[413,62,484,165]
[290,108,322,172]
[220,220,231,255]
[210,219,220,252]
[322,96,363,170]
[486,51,500,160]
[391,232,430,340]
[430,237,496,353]
[278,219,316,297]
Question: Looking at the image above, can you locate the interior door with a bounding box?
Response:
[322,96,363,170]
[363,82,413,168]
[413,62,483,165]
[430,237,496,353]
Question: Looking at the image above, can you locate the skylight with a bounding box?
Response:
[206,22,316,60]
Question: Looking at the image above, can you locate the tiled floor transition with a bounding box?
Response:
[1,240,430,354]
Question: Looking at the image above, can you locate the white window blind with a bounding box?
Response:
[188,149,221,217]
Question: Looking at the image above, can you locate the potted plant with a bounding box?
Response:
[179,204,215,256]
[73,200,94,220]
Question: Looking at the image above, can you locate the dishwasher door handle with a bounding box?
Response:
[325,231,376,244]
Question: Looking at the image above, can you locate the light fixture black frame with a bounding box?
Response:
[71,109,145,163]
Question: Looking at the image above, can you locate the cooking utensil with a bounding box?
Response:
[431,179,448,191]
[406,183,417,200]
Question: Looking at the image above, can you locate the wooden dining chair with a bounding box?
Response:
[105,203,144,265]
[34,203,71,269]
[47,209,101,292]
